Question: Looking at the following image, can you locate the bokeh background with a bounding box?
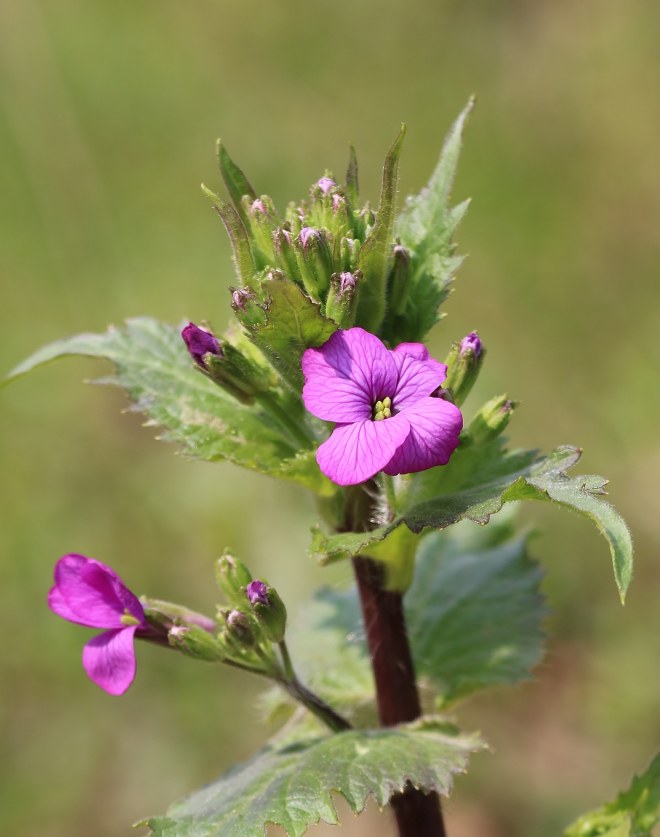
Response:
[1,1,658,835]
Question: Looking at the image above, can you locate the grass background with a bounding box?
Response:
[1,0,658,834]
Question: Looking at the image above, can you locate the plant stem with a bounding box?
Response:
[278,641,351,733]
[345,485,447,837]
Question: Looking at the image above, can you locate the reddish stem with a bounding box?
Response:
[352,554,447,837]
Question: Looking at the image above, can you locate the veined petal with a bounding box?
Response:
[302,328,398,422]
[393,353,448,409]
[384,397,462,475]
[392,342,431,361]
[48,584,82,624]
[316,416,410,485]
[82,627,138,695]
[53,554,143,628]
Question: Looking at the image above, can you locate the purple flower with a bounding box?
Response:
[182,322,221,367]
[48,554,152,695]
[460,331,482,358]
[246,580,269,606]
[302,328,463,485]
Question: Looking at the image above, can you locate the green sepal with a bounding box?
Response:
[251,585,287,644]
[355,124,406,333]
[168,624,226,662]
[216,140,257,228]
[464,394,517,447]
[215,553,253,605]
[443,337,485,406]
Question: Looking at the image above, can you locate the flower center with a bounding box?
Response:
[373,396,393,421]
[120,612,140,627]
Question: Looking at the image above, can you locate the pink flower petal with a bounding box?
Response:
[82,627,138,695]
[393,352,448,410]
[302,328,398,422]
[316,415,411,485]
[48,584,84,624]
[52,554,144,628]
[392,342,430,361]
[384,397,462,476]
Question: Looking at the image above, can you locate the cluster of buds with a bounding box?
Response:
[215,553,288,665]
[204,135,406,339]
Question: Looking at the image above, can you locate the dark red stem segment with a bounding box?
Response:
[352,555,446,837]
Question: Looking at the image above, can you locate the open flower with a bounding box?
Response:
[302,328,462,485]
[48,554,155,695]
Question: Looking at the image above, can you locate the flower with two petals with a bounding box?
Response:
[302,328,463,486]
[48,554,160,695]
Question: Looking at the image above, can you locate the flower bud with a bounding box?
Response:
[168,624,226,662]
[246,579,287,644]
[230,286,267,328]
[224,608,257,649]
[324,270,362,328]
[460,331,483,358]
[181,323,221,367]
[388,244,411,316]
[142,599,216,634]
[294,227,334,300]
[315,175,336,196]
[204,340,268,404]
[466,395,518,446]
[272,226,300,279]
[340,237,361,270]
[215,553,253,605]
[241,195,278,267]
[443,331,485,406]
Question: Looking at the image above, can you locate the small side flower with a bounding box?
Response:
[48,554,159,695]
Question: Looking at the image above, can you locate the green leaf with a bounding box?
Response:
[216,140,257,228]
[565,753,660,837]
[407,527,546,706]
[311,444,633,602]
[202,186,256,287]
[6,317,331,494]
[139,720,484,837]
[344,143,359,206]
[355,125,406,333]
[388,98,473,343]
[297,521,545,715]
[246,273,338,391]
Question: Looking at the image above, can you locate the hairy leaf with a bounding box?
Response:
[356,125,406,333]
[387,98,473,343]
[311,445,633,601]
[139,720,484,837]
[296,522,545,715]
[246,274,337,391]
[6,317,331,493]
[216,139,257,228]
[565,752,660,837]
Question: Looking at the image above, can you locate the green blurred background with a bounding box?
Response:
[1,0,658,834]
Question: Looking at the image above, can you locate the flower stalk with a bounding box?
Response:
[345,486,447,837]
